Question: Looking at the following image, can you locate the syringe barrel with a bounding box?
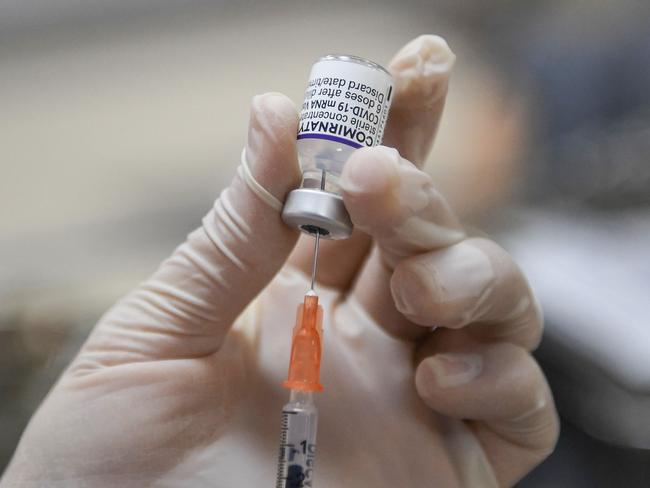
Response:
[276,391,319,488]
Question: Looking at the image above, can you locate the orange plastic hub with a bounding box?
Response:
[283,293,324,392]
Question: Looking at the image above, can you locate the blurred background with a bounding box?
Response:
[1,0,649,485]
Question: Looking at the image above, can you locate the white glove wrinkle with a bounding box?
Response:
[202,190,247,272]
[239,148,283,212]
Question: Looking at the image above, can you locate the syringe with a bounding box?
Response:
[276,234,324,488]
[276,389,319,488]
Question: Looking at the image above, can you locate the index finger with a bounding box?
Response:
[288,35,456,289]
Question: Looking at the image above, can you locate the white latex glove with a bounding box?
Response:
[1,35,558,488]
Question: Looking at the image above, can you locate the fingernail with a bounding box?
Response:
[391,35,456,76]
[432,242,494,302]
[421,353,483,389]
[394,242,494,323]
[395,163,433,213]
[246,92,287,166]
[341,146,399,195]
[392,279,419,316]
[389,35,456,104]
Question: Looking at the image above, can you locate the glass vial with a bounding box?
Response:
[282,55,394,240]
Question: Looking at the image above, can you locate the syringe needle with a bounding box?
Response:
[309,168,326,293]
[310,231,320,292]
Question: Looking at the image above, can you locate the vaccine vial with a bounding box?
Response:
[282,54,394,240]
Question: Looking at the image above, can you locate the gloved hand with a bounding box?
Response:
[1,35,558,488]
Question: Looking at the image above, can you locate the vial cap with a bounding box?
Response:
[282,188,352,240]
